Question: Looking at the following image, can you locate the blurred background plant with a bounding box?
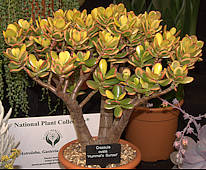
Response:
[0,100,20,169]
[0,0,81,117]
[165,97,206,169]
[113,0,201,107]
[113,0,200,37]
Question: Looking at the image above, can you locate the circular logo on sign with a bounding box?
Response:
[43,129,62,147]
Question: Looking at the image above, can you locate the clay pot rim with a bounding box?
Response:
[58,138,141,169]
[134,99,184,113]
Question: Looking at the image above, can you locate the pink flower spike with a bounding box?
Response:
[161,100,168,107]
[173,141,180,149]
[176,131,182,138]
[182,138,188,146]
[180,149,186,155]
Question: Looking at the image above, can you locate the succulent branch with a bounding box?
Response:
[133,82,177,107]
[3,3,204,149]
[79,90,98,108]
[31,75,56,94]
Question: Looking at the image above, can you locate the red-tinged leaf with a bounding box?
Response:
[135,67,144,77]
[25,69,36,77]
[96,70,104,81]
[82,65,91,73]
[127,80,137,89]
[63,71,74,78]
[120,98,131,105]
[112,85,122,99]
[125,86,136,95]
[38,61,48,70]
[116,72,124,81]
[180,77,194,84]
[114,51,128,59]
[86,80,99,90]
[4,51,18,61]
[158,79,172,86]
[9,63,23,72]
[114,106,123,118]
[104,78,120,86]
[85,58,97,67]
[38,72,49,78]
[105,67,117,79]
[104,104,117,110]
[99,87,106,96]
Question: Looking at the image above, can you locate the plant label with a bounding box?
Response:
[86,143,121,168]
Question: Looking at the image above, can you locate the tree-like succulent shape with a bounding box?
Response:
[0,101,20,169]
[3,3,204,150]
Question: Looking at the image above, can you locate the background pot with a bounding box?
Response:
[125,100,183,162]
[58,139,141,169]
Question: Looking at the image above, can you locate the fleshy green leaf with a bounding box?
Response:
[106,90,114,99]
[181,77,194,84]
[104,78,120,86]
[120,98,131,105]
[86,80,99,90]
[105,67,116,79]
[99,59,107,77]
[85,58,96,67]
[112,85,121,99]
[104,104,117,110]
[114,106,123,118]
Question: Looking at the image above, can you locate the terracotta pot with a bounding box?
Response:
[125,100,183,162]
[58,139,141,169]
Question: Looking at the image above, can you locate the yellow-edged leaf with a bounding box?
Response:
[155,33,163,46]
[153,63,162,75]
[136,45,144,57]
[118,92,126,100]
[51,51,58,60]
[29,54,39,68]
[59,51,70,65]
[7,24,18,33]
[84,51,90,61]
[99,59,107,76]
[73,29,81,42]
[106,90,114,99]
[11,48,20,57]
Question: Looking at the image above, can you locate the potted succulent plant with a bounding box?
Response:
[2,3,204,169]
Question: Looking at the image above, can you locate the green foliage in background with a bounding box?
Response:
[0,0,80,117]
[113,0,200,37]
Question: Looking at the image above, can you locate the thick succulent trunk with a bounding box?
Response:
[106,109,134,143]
[60,93,93,149]
[98,96,113,144]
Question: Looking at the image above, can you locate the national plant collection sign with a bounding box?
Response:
[8,114,100,169]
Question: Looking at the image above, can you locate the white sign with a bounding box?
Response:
[8,113,100,169]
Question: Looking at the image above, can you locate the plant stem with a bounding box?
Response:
[98,96,114,144]
[79,90,97,108]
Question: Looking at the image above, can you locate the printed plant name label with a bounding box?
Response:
[86,143,121,168]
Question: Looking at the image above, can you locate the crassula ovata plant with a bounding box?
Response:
[3,3,204,151]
